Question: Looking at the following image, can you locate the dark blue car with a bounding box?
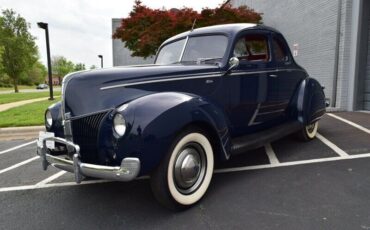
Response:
[37,23,326,210]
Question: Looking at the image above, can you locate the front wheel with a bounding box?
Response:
[297,121,318,141]
[150,128,214,210]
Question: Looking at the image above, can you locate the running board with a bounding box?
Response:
[230,121,302,155]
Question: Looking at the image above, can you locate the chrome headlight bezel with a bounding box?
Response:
[45,110,53,128]
[113,113,126,137]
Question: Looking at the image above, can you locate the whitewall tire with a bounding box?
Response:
[297,121,318,141]
[151,128,214,210]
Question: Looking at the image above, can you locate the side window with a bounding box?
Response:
[233,34,269,62]
[272,36,289,62]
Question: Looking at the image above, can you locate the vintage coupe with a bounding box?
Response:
[37,23,326,210]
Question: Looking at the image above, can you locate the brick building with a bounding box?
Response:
[44,76,60,85]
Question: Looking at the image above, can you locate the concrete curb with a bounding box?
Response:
[0,126,44,141]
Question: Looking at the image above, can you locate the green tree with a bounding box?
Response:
[51,56,74,84]
[0,46,4,73]
[17,61,46,85]
[24,61,47,85]
[113,0,262,58]
[74,63,86,71]
[0,9,38,92]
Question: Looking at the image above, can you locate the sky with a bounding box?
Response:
[0,0,223,68]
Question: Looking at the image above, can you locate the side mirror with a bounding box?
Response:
[224,57,239,76]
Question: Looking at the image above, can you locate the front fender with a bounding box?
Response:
[116,92,231,175]
[46,101,64,137]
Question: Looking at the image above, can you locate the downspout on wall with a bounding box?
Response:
[331,0,342,108]
[347,0,363,111]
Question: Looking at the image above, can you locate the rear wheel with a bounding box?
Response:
[297,121,318,141]
[150,128,214,210]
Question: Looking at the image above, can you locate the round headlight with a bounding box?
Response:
[45,110,53,128]
[113,113,126,136]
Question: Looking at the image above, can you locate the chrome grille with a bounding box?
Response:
[71,111,108,163]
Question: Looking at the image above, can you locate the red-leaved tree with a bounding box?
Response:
[113,0,262,58]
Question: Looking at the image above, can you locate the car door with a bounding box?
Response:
[225,30,279,136]
[271,33,306,119]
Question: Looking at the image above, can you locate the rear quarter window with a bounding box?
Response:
[233,34,270,62]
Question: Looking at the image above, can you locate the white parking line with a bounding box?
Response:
[316,133,348,157]
[35,171,67,186]
[214,152,370,174]
[0,156,39,175]
[0,179,111,192]
[327,113,370,135]
[2,152,370,193]
[0,176,152,192]
[265,143,280,164]
[0,140,36,156]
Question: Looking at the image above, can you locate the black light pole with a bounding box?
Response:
[98,55,103,68]
[37,22,54,100]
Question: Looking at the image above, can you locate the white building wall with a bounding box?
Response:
[231,0,354,110]
[112,19,155,66]
[364,4,370,110]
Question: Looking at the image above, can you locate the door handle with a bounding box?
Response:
[269,74,278,78]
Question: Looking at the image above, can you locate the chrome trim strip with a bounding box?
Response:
[230,69,277,76]
[100,68,305,91]
[100,73,222,90]
[248,103,262,126]
[230,68,305,77]
[179,36,189,62]
[260,102,289,109]
[258,109,285,116]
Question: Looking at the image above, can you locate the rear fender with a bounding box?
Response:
[295,78,326,125]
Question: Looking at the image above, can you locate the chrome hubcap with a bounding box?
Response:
[306,122,316,133]
[174,143,206,194]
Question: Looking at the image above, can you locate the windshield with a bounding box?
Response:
[155,35,228,65]
[155,39,186,65]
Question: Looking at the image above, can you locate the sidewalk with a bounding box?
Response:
[0,126,44,140]
[0,97,49,112]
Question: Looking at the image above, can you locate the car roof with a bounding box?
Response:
[162,23,281,44]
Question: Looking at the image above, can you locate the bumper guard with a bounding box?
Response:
[36,137,140,183]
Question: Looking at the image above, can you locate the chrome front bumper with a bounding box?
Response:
[36,136,140,183]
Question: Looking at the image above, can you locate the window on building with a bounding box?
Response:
[233,34,269,62]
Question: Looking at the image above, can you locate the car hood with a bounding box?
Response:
[63,64,220,117]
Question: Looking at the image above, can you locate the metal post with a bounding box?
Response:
[98,55,103,68]
[38,22,54,100]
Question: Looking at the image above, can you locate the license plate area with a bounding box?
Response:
[37,131,55,149]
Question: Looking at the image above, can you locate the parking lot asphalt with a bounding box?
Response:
[0,112,370,230]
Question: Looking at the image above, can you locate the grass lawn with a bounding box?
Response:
[0,99,60,127]
[0,91,61,104]
[0,85,37,91]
